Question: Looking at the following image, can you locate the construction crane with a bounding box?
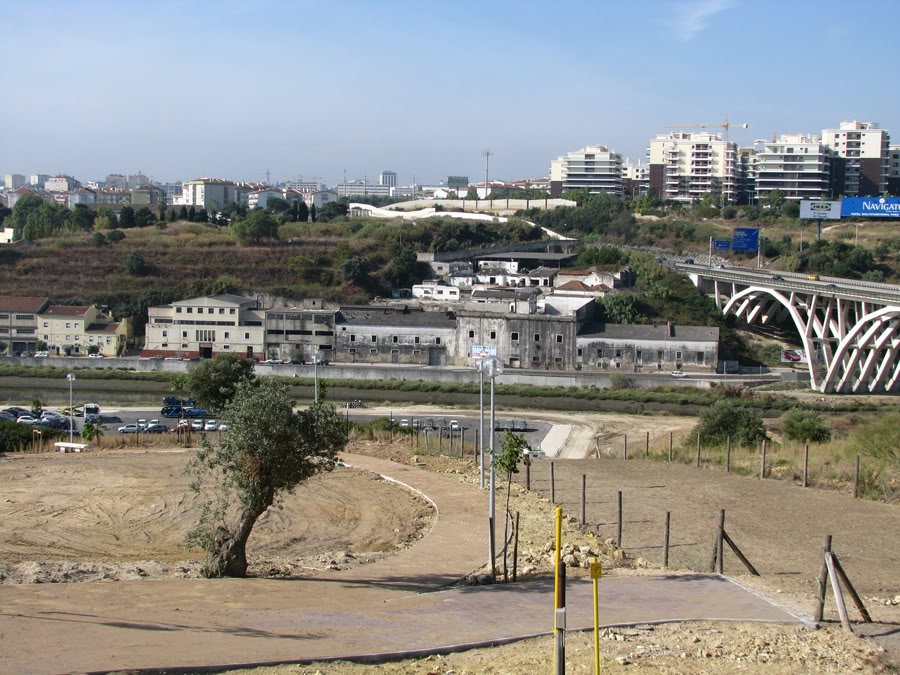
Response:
[665,115,749,204]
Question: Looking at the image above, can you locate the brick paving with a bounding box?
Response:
[0,454,798,674]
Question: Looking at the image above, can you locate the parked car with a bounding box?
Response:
[184,407,208,418]
[190,419,204,431]
[204,419,218,432]
[145,423,168,434]
[88,353,104,359]
[84,413,101,424]
[670,370,686,378]
[4,407,32,419]
[216,422,229,432]
[33,351,49,358]
[684,258,695,265]
[263,358,284,365]
[449,419,460,431]
[399,418,409,428]
[772,274,784,281]
[16,415,40,425]
[118,423,141,433]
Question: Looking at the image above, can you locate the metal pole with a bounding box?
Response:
[313,357,318,403]
[489,374,496,529]
[479,366,485,489]
[66,373,75,443]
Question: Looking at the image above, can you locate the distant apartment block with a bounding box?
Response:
[648,132,737,204]
[176,178,237,210]
[549,145,623,197]
[821,121,890,196]
[4,174,26,189]
[736,147,757,204]
[336,181,392,198]
[105,174,128,189]
[37,304,126,357]
[44,175,80,192]
[379,170,397,187]
[248,189,284,210]
[29,174,50,187]
[754,134,836,202]
[888,144,900,195]
[622,161,649,197]
[0,296,49,354]
[131,185,167,207]
[284,180,326,193]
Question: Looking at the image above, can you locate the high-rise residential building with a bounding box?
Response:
[4,174,26,189]
[736,147,757,204]
[105,174,128,189]
[621,161,649,197]
[336,180,392,198]
[379,170,397,188]
[647,132,736,204]
[44,175,80,192]
[549,145,623,197]
[754,134,836,202]
[29,174,50,187]
[888,144,900,195]
[821,121,890,196]
[127,173,150,189]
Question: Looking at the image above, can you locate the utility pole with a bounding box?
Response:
[482,149,493,198]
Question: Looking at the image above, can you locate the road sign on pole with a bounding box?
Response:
[713,239,730,251]
[732,227,759,252]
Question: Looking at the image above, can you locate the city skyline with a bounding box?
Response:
[2,0,898,184]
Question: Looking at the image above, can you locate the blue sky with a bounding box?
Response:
[2,0,898,185]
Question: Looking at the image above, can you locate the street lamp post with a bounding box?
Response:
[481,355,503,576]
[478,361,485,489]
[313,355,319,403]
[66,373,75,443]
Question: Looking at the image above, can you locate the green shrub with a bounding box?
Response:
[782,408,831,443]
[688,399,767,448]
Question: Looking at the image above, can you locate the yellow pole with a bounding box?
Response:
[553,506,562,672]
[591,557,603,674]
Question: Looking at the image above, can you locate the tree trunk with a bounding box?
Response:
[204,507,262,578]
[503,471,512,582]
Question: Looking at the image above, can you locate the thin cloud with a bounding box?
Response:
[670,0,736,41]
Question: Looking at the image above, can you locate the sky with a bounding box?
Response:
[2,0,898,186]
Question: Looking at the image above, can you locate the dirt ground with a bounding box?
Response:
[0,448,433,584]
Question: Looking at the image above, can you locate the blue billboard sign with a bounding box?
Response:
[731,227,759,252]
[841,197,900,218]
[713,239,730,251]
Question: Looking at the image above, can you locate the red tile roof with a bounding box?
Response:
[42,304,91,316]
[0,296,50,313]
[86,322,119,334]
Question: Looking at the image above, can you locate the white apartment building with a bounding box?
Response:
[889,144,900,195]
[177,178,237,210]
[36,304,126,356]
[754,134,834,202]
[647,132,737,204]
[622,161,649,197]
[821,121,890,196]
[44,175,80,192]
[247,189,283,210]
[4,174,26,189]
[549,145,623,197]
[336,181,392,198]
[29,174,50,187]
[379,170,397,187]
[144,294,266,359]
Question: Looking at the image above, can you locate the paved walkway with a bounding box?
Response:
[0,454,799,675]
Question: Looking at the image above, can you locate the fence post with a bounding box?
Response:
[814,534,833,624]
[550,461,556,503]
[580,474,586,525]
[760,439,767,479]
[803,444,809,488]
[663,511,671,569]
[696,434,702,468]
[854,454,861,499]
[623,434,628,460]
[668,432,673,462]
[645,431,650,458]
[616,490,623,548]
[525,460,531,491]
[716,509,725,574]
[726,435,732,473]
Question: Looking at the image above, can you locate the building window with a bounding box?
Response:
[577,348,583,357]
[244,332,249,339]
[696,352,704,364]
[556,334,563,343]
[392,335,398,343]
[657,350,664,361]
[350,334,356,342]
[371,335,377,343]
[636,350,642,360]
[370,348,378,355]
[676,351,683,360]
[176,307,182,314]
[43,322,48,328]
[615,361,621,368]
[435,337,441,345]
[187,307,193,314]
[219,308,225,314]
[224,332,229,338]
[162,330,167,337]
[349,348,356,354]
[65,322,71,328]
[534,334,540,342]
[468,330,475,338]
[414,336,420,344]
[532,356,540,364]
[230,309,236,315]
[223,344,230,350]
[197,308,203,314]
[182,331,188,338]
[490,331,496,340]
[615,349,622,358]
[511,332,519,342]
[413,349,421,355]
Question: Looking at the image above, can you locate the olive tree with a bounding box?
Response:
[187,378,348,577]
[494,430,531,581]
[174,353,255,412]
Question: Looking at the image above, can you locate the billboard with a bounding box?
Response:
[800,200,841,220]
[471,344,497,359]
[713,239,730,251]
[731,227,760,252]
[780,349,809,364]
[841,197,900,218]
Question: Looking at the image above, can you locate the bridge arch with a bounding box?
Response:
[821,306,900,393]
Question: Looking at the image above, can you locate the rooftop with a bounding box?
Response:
[337,307,456,329]
[0,296,50,313]
[41,304,91,317]
[578,323,720,342]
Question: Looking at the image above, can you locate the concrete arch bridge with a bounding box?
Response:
[678,264,900,393]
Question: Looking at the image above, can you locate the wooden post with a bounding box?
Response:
[623,434,628,460]
[580,474,586,525]
[668,432,673,462]
[814,535,833,624]
[760,439,767,479]
[825,553,852,633]
[722,531,760,576]
[438,427,443,454]
[550,461,556,503]
[512,511,520,583]
[390,412,393,442]
[696,434,702,468]
[853,454,860,499]
[716,509,725,574]
[525,460,531,491]
[803,444,809,487]
[726,435,732,473]
[645,431,650,458]
[663,511,671,569]
[616,490,623,548]
[832,553,872,623]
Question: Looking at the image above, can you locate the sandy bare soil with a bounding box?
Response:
[0,448,433,584]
